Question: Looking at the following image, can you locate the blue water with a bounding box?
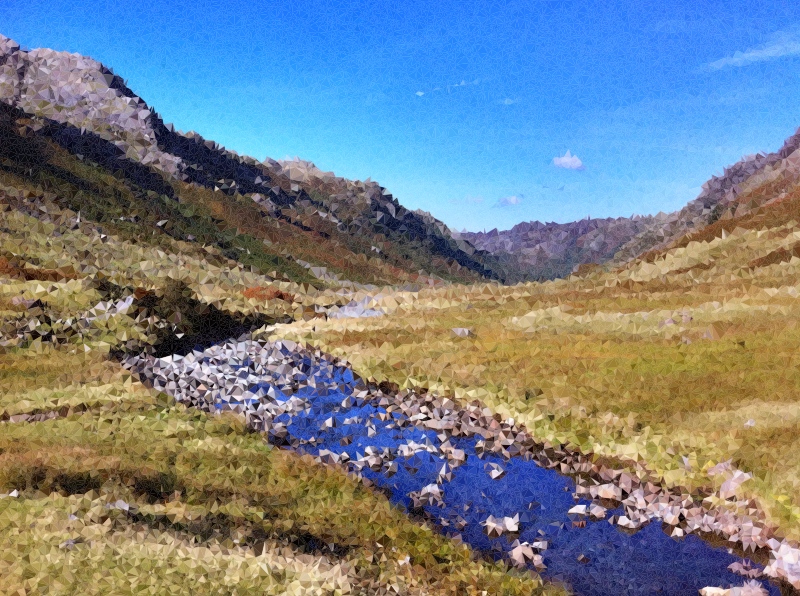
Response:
[210,351,779,596]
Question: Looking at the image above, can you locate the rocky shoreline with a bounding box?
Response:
[123,336,800,594]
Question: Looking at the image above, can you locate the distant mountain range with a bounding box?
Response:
[453,215,658,282]
[3,32,800,289]
[455,130,800,281]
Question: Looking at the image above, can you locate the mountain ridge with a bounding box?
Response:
[455,126,800,282]
[6,33,800,289]
[0,33,530,288]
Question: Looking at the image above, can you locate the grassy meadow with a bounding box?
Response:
[4,93,800,594]
[0,341,568,596]
[0,136,568,594]
[259,187,800,545]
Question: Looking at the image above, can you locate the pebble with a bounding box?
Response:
[508,540,545,569]
[481,514,520,538]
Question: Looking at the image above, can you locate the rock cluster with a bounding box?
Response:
[508,539,546,570]
[480,513,520,538]
[699,580,769,596]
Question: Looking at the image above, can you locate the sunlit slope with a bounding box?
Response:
[0,97,485,358]
[456,126,800,283]
[0,104,453,291]
[264,182,800,543]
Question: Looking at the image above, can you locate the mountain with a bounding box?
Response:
[4,30,800,291]
[455,127,800,282]
[453,215,659,281]
[0,33,525,293]
[5,33,800,596]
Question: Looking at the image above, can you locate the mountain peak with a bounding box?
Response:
[0,33,20,54]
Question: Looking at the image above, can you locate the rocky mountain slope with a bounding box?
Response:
[456,126,800,282]
[453,215,659,281]
[0,30,800,296]
[0,33,525,290]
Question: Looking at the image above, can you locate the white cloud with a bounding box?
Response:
[705,27,800,70]
[414,78,486,97]
[493,194,524,208]
[552,150,585,170]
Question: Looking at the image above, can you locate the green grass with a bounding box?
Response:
[0,343,567,596]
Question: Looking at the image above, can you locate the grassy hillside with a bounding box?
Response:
[0,103,454,291]
[457,127,800,284]
[5,31,800,596]
[0,71,569,595]
[0,32,525,287]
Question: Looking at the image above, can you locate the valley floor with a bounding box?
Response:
[4,151,800,594]
[118,336,791,596]
[0,341,562,596]
[260,220,800,592]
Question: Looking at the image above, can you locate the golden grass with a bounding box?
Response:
[263,218,800,544]
[5,112,800,589]
[0,343,566,596]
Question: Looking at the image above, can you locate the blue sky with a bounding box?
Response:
[3,0,800,232]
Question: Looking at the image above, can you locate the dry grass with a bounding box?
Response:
[0,341,565,596]
[263,217,800,544]
[5,101,800,590]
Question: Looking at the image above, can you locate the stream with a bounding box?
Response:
[125,337,784,596]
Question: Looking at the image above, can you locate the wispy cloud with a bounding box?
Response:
[415,78,484,97]
[497,97,520,105]
[492,194,524,208]
[449,195,484,205]
[365,91,389,106]
[552,150,585,170]
[704,26,800,70]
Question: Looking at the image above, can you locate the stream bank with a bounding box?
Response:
[123,336,800,596]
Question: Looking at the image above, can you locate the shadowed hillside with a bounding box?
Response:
[0,33,526,288]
